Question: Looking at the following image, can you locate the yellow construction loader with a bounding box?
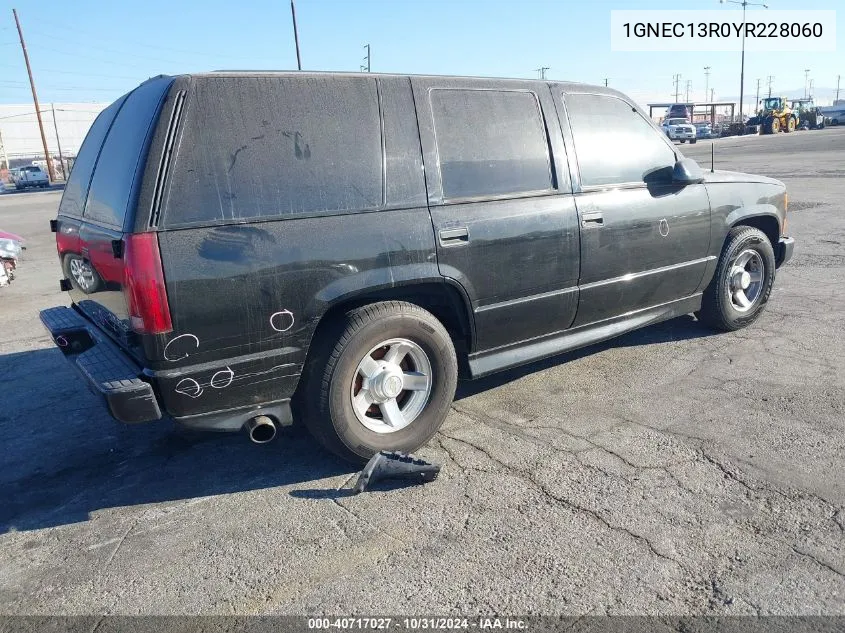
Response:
[755,97,798,134]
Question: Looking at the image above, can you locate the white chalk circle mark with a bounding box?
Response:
[659,219,670,237]
[175,377,203,399]
[210,367,235,389]
[164,334,200,361]
[270,310,295,333]
[55,335,68,348]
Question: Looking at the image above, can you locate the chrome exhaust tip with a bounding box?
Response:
[245,415,276,444]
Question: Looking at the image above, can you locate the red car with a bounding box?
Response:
[55,218,125,293]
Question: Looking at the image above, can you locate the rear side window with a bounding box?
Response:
[164,76,383,226]
[565,93,676,187]
[430,89,552,200]
[84,77,173,228]
[57,97,125,218]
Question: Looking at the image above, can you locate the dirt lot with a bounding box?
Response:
[1,128,843,616]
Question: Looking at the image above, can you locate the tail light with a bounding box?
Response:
[123,233,172,334]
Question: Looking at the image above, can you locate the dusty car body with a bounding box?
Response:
[40,72,794,462]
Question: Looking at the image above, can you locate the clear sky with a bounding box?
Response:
[0,0,842,108]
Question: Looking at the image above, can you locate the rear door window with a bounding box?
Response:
[57,97,125,218]
[565,93,677,187]
[84,76,173,228]
[429,89,552,200]
[163,75,383,226]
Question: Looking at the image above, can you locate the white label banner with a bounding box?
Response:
[611,10,837,52]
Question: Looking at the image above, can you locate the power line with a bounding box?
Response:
[32,44,178,69]
[23,26,197,66]
[2,85,128,92]
[24,16,218,57]
[0,63,141,80]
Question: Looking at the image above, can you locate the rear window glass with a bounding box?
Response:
[57,97,125,218]
[84,77,173,228]
[164,76,383,226]
[430,89,552,200]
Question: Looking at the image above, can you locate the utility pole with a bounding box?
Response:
[604,78,608,87]
[711,88,715,102]
[755,78,761,109]
[767,75,774,98]
[804,69,810,98]
[685,80,692,103]
[290,0,302,70]
[12,8,54,182]
[836,75,841,101]
[719,0,769,120]
[704,66,711,102]
[534,67,549,80]
[673,74,682,102]
[363,44,370,72]
[808,79,814,99]
[50,103,66,180]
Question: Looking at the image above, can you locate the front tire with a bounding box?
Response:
[301,301,458,463]
[697,226,776,332]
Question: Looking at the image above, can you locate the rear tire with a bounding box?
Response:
[300,301,458,463]
[697,226,776,332]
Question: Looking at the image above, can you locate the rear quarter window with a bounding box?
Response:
[84,76,173,228]
[163,75,383,227]
[57,97,125,218]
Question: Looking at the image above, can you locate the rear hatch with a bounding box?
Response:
[55,76,175,364]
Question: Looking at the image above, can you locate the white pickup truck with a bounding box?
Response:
[11,165,49,190]
[661,118,697,144]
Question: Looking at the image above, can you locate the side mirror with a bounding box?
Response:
[672,158,704,185]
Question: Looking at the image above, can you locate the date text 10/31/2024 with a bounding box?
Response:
[307,618,528,630]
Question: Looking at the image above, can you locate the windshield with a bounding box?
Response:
[667,118,688,125]
[762,98,782,110]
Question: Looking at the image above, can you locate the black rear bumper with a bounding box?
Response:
[39,306,162,423]
[775,236,794,268]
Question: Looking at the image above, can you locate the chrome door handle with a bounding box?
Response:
[439,227,469,245]
[581,212,604,227]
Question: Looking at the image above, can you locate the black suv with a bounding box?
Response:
[41,72,794,462]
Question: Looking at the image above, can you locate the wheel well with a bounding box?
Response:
[733,215,779,248]
[306,282,474,372]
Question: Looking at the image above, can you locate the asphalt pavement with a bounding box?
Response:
[0,128,843,615]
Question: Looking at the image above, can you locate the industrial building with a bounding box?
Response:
[0,102,108,180]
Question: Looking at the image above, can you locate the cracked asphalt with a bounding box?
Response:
[1,127,843,615]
